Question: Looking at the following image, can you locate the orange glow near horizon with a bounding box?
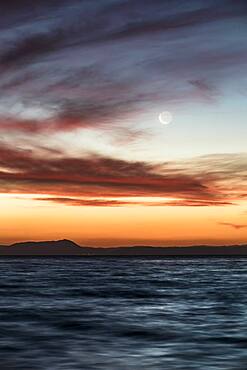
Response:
[1,194,247,246]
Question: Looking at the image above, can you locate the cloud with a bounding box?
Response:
[218,222,247,230]
[0,0,246,139]
[87,1,247,45]
[0,143,246,206]
[0,31,65,68]
[0,1,246,211]
[0,0,62,9]
[35,197,135,207]
[0,144,207,198]
[36,196,234,208]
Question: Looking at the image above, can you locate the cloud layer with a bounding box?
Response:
[0,142,246,206]
[0,1,246,209]
[0,0,246,136]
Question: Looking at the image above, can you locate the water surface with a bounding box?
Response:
[0,257,247,369]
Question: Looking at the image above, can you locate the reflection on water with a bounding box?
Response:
[0,257,247,369]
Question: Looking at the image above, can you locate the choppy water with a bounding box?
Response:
[1,257,247,369]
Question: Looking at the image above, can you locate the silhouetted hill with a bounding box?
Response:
[0,239,92,256]
[0,240,247,256]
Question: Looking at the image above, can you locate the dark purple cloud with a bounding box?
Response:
[0,32,64,68]
[0,0,246,136]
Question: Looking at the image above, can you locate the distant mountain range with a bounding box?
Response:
[0,239,247,256]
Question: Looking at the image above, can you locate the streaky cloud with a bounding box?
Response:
[0,143,246,206]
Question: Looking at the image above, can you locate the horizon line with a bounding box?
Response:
[1,239,247,249]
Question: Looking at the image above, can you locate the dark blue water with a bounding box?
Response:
[1,257,247,369]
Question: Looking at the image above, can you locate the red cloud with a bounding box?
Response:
[35,197,234,208]
[0,143,245,206]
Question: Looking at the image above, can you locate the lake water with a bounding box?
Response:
[0,257,247,369]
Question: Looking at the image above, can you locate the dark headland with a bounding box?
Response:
[0,239,247,256]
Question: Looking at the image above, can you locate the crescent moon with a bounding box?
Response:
[159,111,173,125]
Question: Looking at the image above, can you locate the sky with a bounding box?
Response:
[0,0,247,246]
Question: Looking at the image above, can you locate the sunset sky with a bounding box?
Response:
[0,0,247,246]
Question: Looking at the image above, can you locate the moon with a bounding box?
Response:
[159,111,173,125]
